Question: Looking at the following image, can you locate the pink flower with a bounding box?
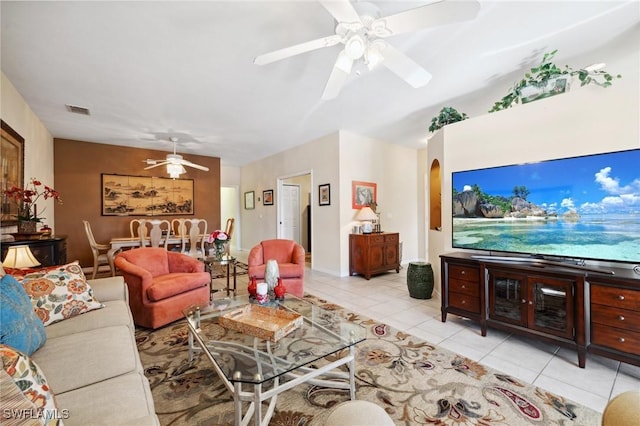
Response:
[207,230,228,243]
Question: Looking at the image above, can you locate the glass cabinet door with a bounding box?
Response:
[529,276,574,338]
[489,270,526,326]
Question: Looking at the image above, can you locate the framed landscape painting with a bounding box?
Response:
[101,174,194,216]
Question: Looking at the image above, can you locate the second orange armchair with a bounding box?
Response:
[247,239,305,297]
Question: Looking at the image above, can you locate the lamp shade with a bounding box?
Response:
[355,207,378,221]
[2,245,41,269]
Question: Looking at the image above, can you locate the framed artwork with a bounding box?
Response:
[1,120,25,224]
[263,189,274,206]
[319,183,330,206]
[352,180,377,209]
[101,174,194,216]
[244,191,255,210]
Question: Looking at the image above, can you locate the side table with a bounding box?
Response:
[203,255,237,298]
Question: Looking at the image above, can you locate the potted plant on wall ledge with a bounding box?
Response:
[488,49,621,113]
[428,106,469,133]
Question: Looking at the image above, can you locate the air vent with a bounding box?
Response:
[65,104,90,115]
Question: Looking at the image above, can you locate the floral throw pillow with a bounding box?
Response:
[20,262,104,326]
[0,344,63,425]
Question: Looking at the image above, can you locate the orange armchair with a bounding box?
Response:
[248,239,305,297]
[115,247,210,329]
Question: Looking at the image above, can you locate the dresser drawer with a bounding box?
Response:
[370,235,385,244]
[591,285,640,311]
[384,234,399,243]
[592,305,640,332]
[449,292,480,314]
[449,264,479,282]
[591,324,640,353]
[449,279,480,297]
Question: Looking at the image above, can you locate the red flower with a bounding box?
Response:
[2,177,62,222]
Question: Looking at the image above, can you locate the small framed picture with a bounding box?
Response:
[352,180,376,209]
[244,191,255,210]
[263,189,274,206]
[319,183,330,206]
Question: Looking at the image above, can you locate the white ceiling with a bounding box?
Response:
[2,1,638,166]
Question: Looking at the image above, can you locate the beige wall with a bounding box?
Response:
[1,72,55,230]
[240,130,420,277]
[241,132,340,274]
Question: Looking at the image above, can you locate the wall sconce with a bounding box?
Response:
[355,206,378,234]
[2,245,41,269]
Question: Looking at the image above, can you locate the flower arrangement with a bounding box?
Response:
[3,177,63,223]
[207,230,229,260]
[207,230,229,244]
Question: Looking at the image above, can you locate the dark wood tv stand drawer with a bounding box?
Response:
[589,280,640,366]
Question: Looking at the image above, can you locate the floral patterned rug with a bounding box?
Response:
[135,294,601,425]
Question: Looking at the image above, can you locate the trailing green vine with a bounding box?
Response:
[488,50,621,113]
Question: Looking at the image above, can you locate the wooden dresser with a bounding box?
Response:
[349,232,400,280]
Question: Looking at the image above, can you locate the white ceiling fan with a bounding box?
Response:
[254,0,481,99]
[143,137,209,178]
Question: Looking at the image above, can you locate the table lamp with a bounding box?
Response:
[2,245,41,269]
[356,206,378,234]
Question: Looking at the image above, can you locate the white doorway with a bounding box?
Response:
[279,184,300,242]
[220,186,240,251]
[277,172,312,258]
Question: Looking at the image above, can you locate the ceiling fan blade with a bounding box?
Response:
[254,35,342,65]
[144,162,168,170]
[181,160,210,172]
[380,43,432,88]
[319,0,362,24]
[322,50,353,100]
[374,0,480,37]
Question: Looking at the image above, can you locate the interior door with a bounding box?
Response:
[279,183,300,243]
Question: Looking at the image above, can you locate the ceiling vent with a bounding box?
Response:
[65,104,90,115]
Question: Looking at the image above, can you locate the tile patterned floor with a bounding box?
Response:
[222,253,640,414]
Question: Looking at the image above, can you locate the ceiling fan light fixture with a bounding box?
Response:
[167,163,185,179]
[335,51,354,73]
[366,40,385,70]
[344,34,366,60]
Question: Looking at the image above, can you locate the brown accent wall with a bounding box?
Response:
[53,138,221,267]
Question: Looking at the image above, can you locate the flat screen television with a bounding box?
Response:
[451,148,640,266]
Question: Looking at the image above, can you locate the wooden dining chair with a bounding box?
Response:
[83,220,115,279]
[224,218,235,240]
[130,219,148,239]
[140,219,170,248]
[183,218,208,258]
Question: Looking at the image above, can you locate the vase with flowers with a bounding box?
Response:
[3,178,63,234]
[207,229,229,260]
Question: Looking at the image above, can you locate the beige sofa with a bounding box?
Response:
[30,275,159,425]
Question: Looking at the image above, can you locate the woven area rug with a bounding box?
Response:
[136,294,601,425]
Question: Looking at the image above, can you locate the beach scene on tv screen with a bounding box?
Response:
[452,149,640,263]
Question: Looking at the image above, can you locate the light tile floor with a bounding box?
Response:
[223,254,640,414]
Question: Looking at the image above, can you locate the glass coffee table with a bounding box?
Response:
[183,294,366,426]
